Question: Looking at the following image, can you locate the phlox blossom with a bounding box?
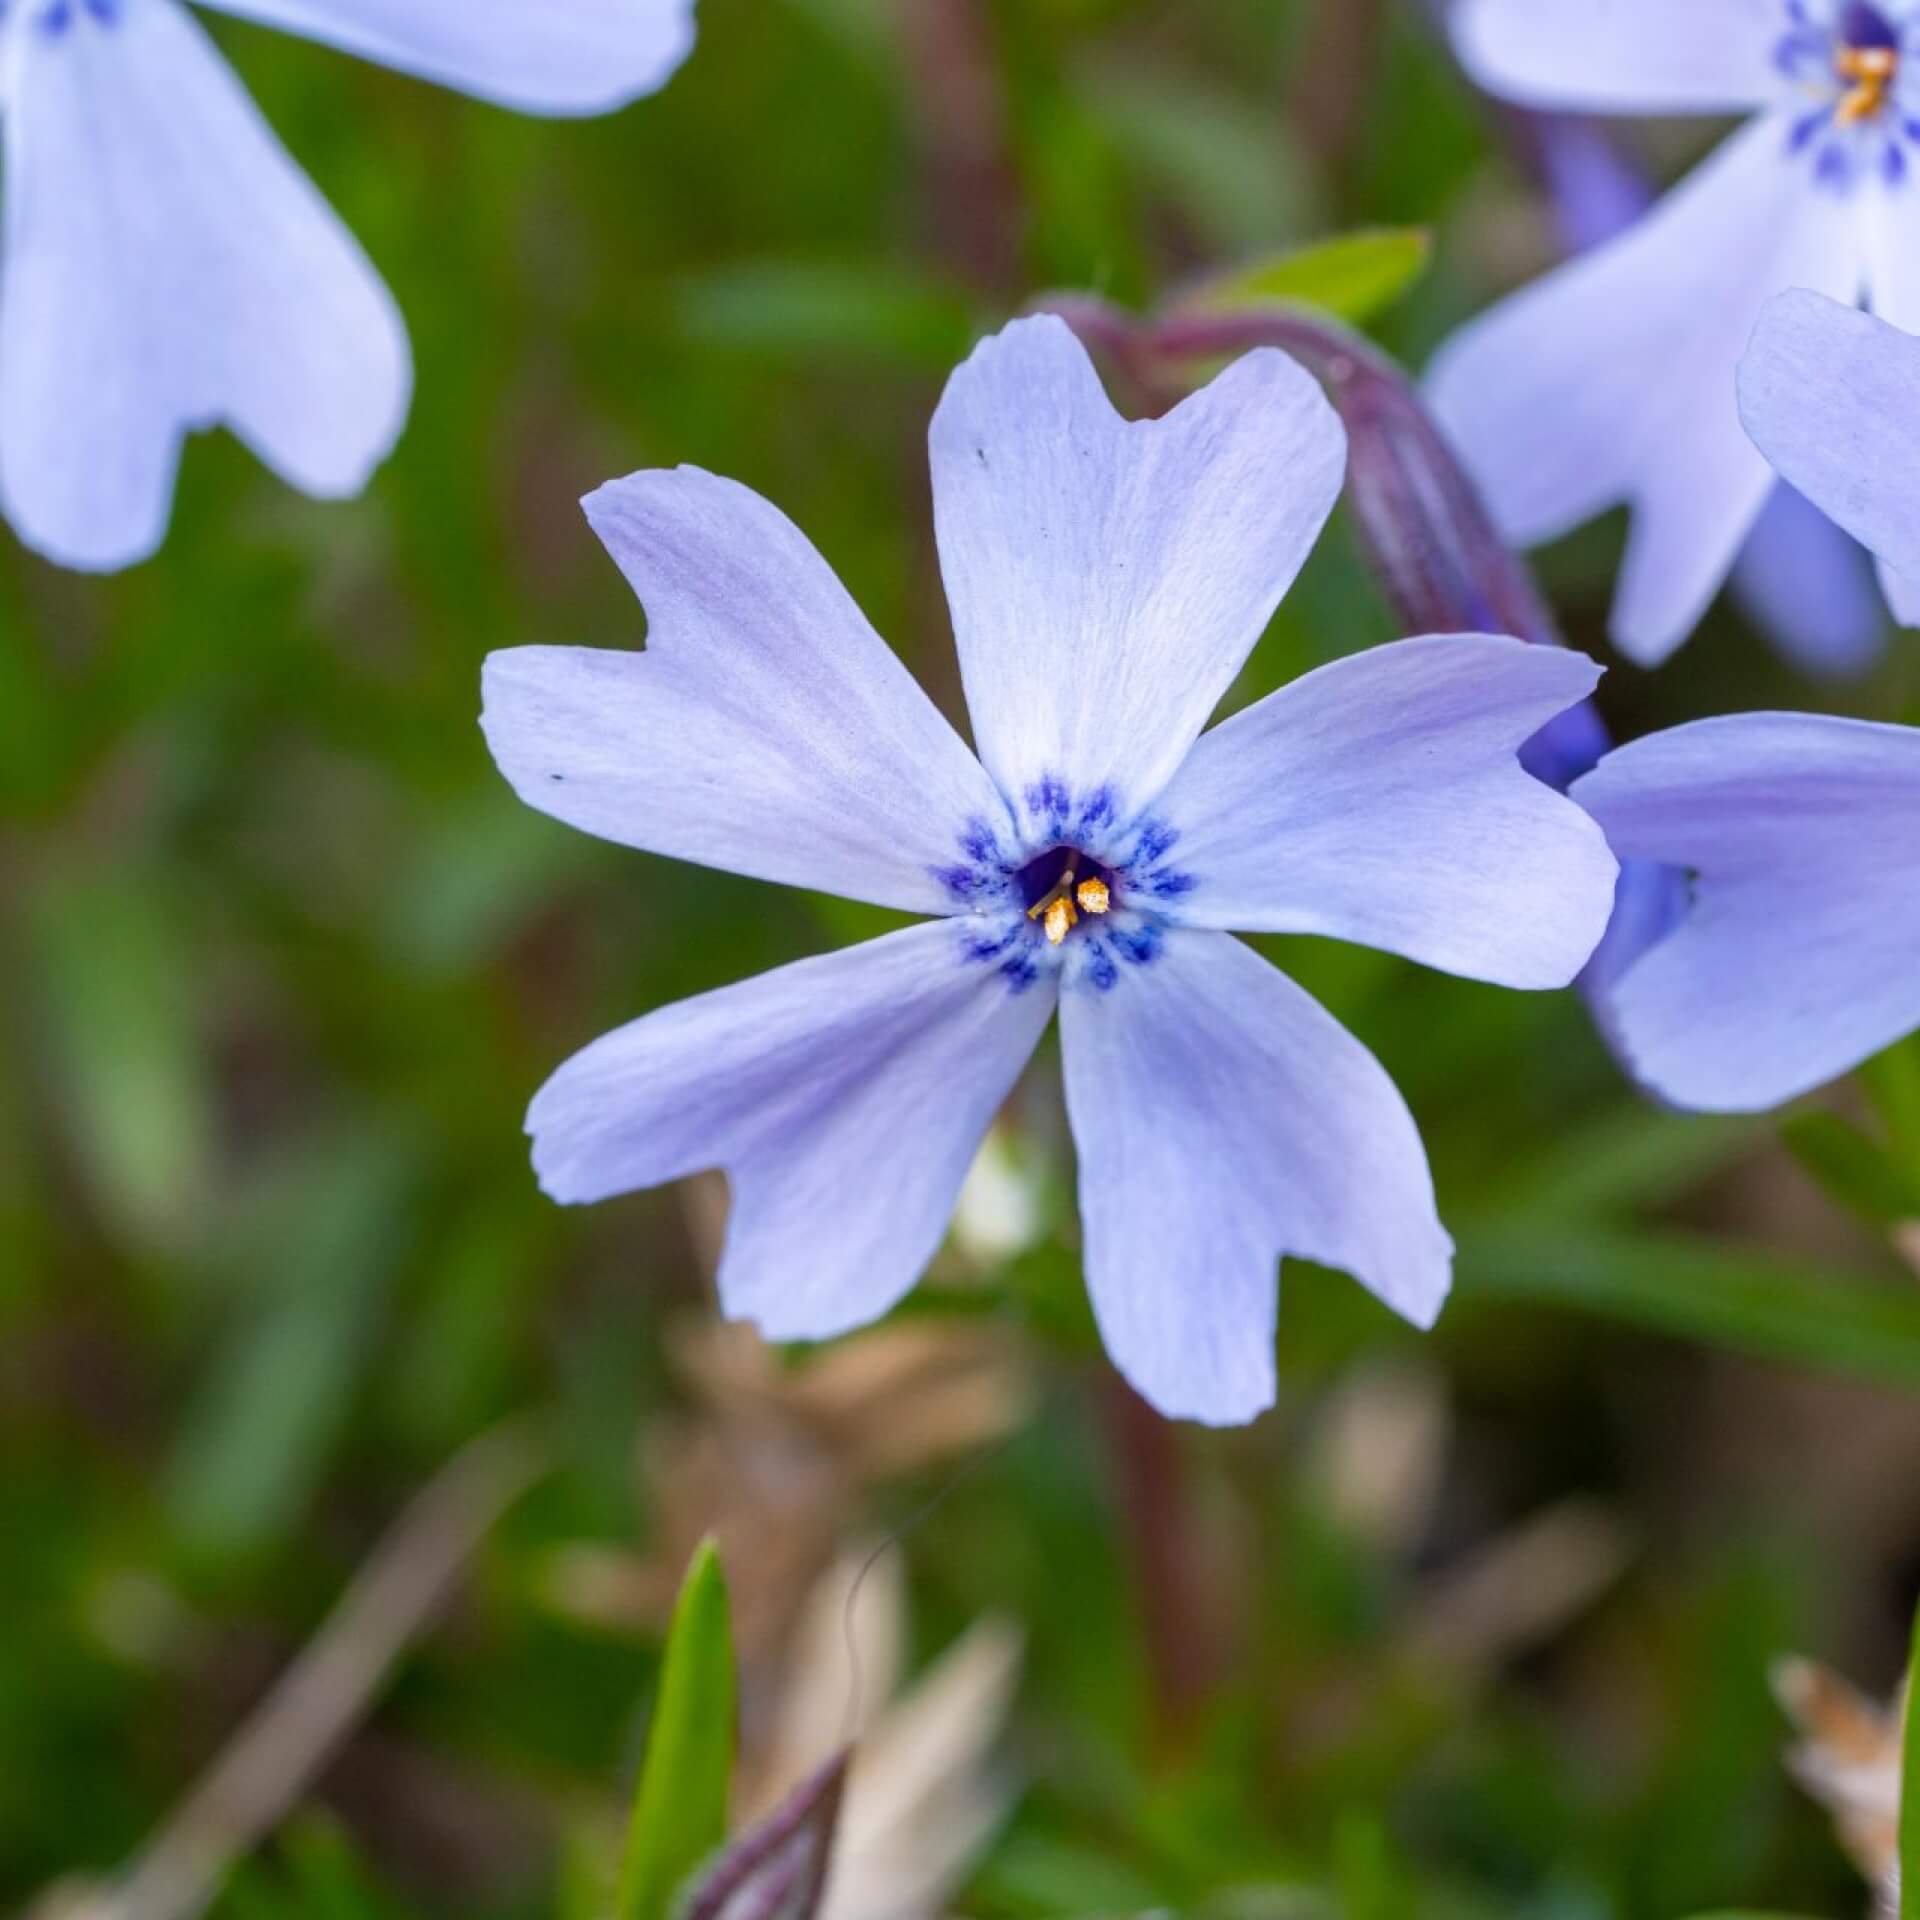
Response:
[1563,284,1920,1114]
[1431,0,1920,667]
[1,0,694,570]
[482,317,1619,1425]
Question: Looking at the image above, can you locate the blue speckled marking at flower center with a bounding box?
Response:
[4,0,122,39]
[932,774,1196,995]
[1778,0,1920,190]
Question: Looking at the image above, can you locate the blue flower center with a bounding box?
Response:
[14,0,122,40]
[1836,5,1901,118]
[1015,844,1120,945]
[932,779,1199,994]
[1779,0,1920,189]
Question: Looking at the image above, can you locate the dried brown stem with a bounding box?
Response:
[1098,1374,1224,1749]
[43,1422,547,1920]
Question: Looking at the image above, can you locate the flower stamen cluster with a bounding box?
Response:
[1836,40,1899,123]
[1022,850,1116,946]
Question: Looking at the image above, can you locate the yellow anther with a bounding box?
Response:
[1043,896,1075,946]
[1076,877,1111,916]
[1026,863,1076,920]
[1837,43,1898,123]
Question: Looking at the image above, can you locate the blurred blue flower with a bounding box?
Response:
[1740,283,1920,601]
[1573,710,1920,1111]
[481,318,1619,1425]
[1568,286,1920,1113]
[0,0,695,572]
[1429,0,1920,667]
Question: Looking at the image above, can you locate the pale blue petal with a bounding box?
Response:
[482,468,1012,916]
[1148,637,1617,989]
[1739,289,1920,586]
[0,0,409,572]
[530,922,1056,1339]
[1572,713,1920,1111]
[196,0,695,112]
[1878,554,1920,626]
[1427,118,1862,666]
[930,316,1346,838]
[1577,858,1691,1091]
[1061,930,1451,1427]
[1863,152,1920,339]
[1454,0,1787,114]
[1520,695,1613,793]
[1528,114,1652,251]
[1730,481,1887,679]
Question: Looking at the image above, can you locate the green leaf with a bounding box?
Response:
[1181,229,1433,327]
[1082,63,1309,255]
[1334,1811,1412,1920]
[1903,1598,1920,1920]
[618,1541,737,1920]
[165,1131,416,1560]
[1458,1229,1920,1388]
[1674,1912,1828,1920]
[1494,1106,1764,1224]
[1865,1033,1920,1175]
[1781,1110,1920,1228]
[673,261,976,371]
[27,863,214,1255]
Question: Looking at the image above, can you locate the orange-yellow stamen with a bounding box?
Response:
[1025,859,1117,945]
[1837,43,1899,124]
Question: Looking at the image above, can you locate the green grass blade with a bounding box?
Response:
[1458,1229,1920,1388]
[1180,229,1433,326]
[617,1541,737,1920]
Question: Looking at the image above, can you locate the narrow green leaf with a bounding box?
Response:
[1334,1811,1412,1920]
[165,1131,415,1560]
[28,864,213,1255]
[1180,229,1432,327]
[1674,1912,1827,1920]
[1865,1033,1920,1175]
[1781,1110,1920,1228]
[1902,1598,1920,1920]
[1459,1230,1920,1388]
[1495,1106,1763,1224]
[618,1541,737,1920]
[673,262,976,371]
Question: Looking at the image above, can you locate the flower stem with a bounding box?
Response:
[1099,1373,1223,1751]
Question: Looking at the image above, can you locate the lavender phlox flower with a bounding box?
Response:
[0,0,695,572]
[1129,295,1678,1096]
[481,317,1620,1425]
[1740,283,1920,603]
[1731,478,1889,675]
[1431,0,1920,667]
[1572,709,1920,1111]
[1562,282,1920,1115]
[1523,114,1652,253]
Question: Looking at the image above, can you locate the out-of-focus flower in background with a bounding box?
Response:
[0,0,695,572]
[1303,1356,1633,1695]
[542,1316,1030,1673]
[1740,284,1920,605]
[1429,0,1920,665]
[1572,277,1920,1118]
[482,314,1619,1425]
[732,1553,1022,1920]
[1571,711,1920,1113]
[1775,1655,1906,1913]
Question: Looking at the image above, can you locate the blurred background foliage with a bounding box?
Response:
[6,0,1920,1915]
